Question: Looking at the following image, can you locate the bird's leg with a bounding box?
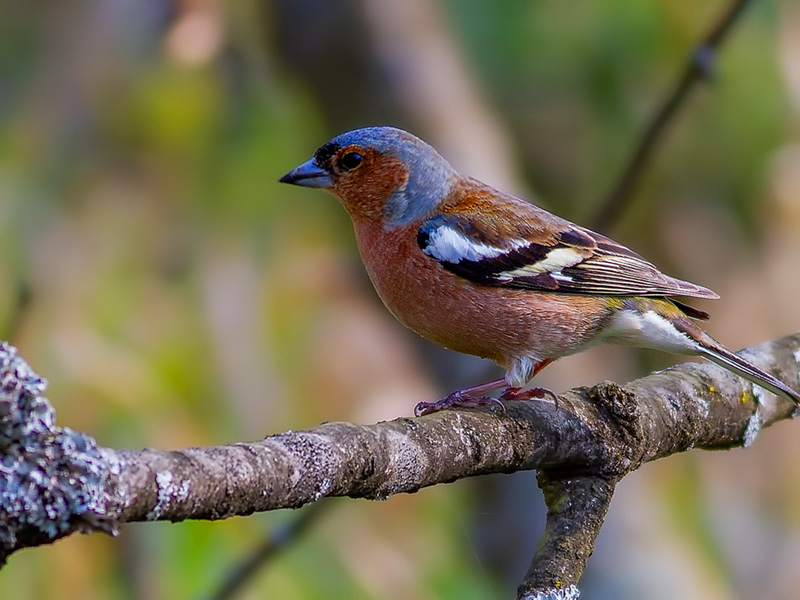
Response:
[414,359,560,417]
[414,377,508,417]
[499,359,559,409]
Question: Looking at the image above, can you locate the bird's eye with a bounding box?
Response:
[339,152,363,171]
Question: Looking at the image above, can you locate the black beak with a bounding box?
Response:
[279,158,333,188]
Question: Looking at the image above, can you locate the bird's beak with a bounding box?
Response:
[279,158,333,189]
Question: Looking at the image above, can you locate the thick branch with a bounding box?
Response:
[1,334,798,596]
[518,474,618,600]
[117,336,800,524]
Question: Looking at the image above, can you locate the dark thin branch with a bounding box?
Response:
[208,502,329,600]
[592,0,752,231]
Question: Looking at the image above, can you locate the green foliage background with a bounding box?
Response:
[2,1,800,598]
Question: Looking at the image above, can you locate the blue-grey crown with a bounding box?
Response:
[326,127,455,227]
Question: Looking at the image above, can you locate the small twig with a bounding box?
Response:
[207,502,329,600]
[2,282,32,342]
[592,0,752,231]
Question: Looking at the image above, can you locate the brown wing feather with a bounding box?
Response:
[422,179,719,300]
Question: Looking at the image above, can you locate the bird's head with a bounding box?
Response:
[280,127,455,227]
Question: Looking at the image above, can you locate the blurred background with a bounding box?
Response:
[2,0,800,598]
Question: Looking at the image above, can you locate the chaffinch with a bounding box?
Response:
[280,126,800,416]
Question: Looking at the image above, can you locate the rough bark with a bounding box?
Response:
[1,334,798,598]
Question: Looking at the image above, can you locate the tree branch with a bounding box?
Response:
[517,474,617,600]
[1,334,798,597]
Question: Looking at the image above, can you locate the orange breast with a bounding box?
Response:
[351,219,611,368]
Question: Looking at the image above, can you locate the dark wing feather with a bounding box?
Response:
[418,195,718,301]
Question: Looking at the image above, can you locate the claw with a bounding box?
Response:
[412,374,560,417]
[500,386,560,410]
[414,391,506,417]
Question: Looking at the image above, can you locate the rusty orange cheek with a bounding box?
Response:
[335,157,409,220]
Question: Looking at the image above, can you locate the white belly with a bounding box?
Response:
[599,309,700,355]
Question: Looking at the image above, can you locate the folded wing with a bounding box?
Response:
[418,188,718,305]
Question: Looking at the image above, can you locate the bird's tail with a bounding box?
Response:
[696,338,800,407]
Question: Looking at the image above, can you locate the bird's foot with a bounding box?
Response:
[414,391,506,417]
[500,386,560,410]
[413,383,560,417]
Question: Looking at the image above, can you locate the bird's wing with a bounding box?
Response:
[417,185,718,302]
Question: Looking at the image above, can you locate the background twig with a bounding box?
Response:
[592,0,752,231]
[208,502,329,600]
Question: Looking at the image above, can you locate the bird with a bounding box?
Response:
[280,126,800,416]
